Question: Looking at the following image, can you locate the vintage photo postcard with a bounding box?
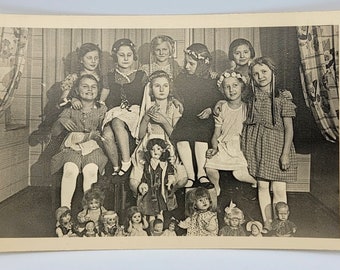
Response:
[0,11,339,252]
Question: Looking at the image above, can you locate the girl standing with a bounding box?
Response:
[205,70,256,196]
[100,39,147,176]
[171,43,223,188]
[140,35,181,79]
[50,74,108,209]
[241,56,297,232]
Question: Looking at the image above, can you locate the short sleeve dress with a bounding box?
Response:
[241,90,297,182]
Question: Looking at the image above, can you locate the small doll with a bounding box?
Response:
[55,206,76,237]
[246,221,264,237]
[219,201,246,236]
[83,220,99,237]
[76,188,107,235]
[99,210,122,237]
[178,187,218,236]
[271,202,297,237]
[150,218,164,236]
[124,206,149,236]
[137,138,178,221]
[162,218,178,236]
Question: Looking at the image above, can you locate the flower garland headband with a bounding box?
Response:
[217,71,247,88]
[184,49,210,64]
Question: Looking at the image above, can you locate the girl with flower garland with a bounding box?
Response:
[140,35,181,79]
[100,38,147,176]
[171,43,223,188]
[205,70,256,196]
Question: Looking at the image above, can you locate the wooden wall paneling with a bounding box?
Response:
[101,29,116,73]
[82,29,102,45]
[135,29,151,67]
[55,29,72,81]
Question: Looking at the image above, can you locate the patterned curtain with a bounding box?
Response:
[0,28,28,118]
[297,25,339,142]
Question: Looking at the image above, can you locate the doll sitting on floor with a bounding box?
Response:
[219,201,246,236]
[271,202,297,237]
[99,210,123,237]
[150,218,164,236]
[246,220,264,237]
[83,220,99,237]
[162,218,178,236]
[55,206,76,237]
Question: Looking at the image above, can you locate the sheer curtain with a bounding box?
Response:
[0,27,28,117]
[297,25,339,142]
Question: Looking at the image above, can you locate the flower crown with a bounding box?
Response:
[184,49,210,64]
[217,71,247,88]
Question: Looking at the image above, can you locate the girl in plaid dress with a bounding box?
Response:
[241,57,297,232]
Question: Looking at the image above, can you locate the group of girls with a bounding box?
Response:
[51,34,298,237]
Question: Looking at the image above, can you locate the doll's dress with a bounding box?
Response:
[219,225,246,236]
[185,210,218,236]
[271,219,297,237]
[129,223,148,236]
[162,229,177,236]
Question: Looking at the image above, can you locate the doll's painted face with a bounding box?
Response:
[277,207,289,221]
[154,222,164,233]
[131,212,142,224]
[232,44,251,67]
[116,45,134,70]
[230,217,241,228]
[150,144,164,160]
[61,213,72,229]
[195,196,210,211]
[81,50,100,72]
[154,41,171,64]
[88,198,100,210]
[104,214,117,226]
[152,77,170,101]
[185,54,198,75]
[251,224,261,236]
[168,223,176,231]
[251,63,273,90]
[222,77,243,102]
[77,77,98,101]
[85,221,95,232]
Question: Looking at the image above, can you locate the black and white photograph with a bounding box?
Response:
[0,11,339,252]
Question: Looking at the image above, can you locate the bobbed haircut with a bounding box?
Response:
[228,38,255,61]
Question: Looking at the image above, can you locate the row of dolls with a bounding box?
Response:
[51,33,298,235]
[55,186,297,237]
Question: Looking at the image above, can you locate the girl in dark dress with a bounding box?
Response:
[171,43,223,188]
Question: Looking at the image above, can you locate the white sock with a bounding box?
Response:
[119,160,131,175]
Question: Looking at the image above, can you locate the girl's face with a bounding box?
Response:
[251,64,273,90]
[116,45,134,70]
[233,44,251,66]
[185,54,198,75]
[230,217,241,228]
[152,77,170,101]
[150,144,164,160]
[222,77,243,102]
[88,198,100,210]
[77,78,98,101]
[154,42,171,64]
[131,212,142,224]
[195,196,210,211]
[251,224,260,236]
[81,50,100,72]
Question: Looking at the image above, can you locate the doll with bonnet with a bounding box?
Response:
[246,220,264,237]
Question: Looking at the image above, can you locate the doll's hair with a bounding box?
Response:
[111,38,138,61]
[77,43,102,73]
[81,187,105,208]
[168,218,179,227]
[144,138,171,162]
[148,70,174,99]
[185,187,213,217]
[150,35,176,57]
[228,38,255,61]
[101,210,119,223]
[124,206,143,232]
[184,43,212,79]
[55,206,71,222]
[226,207,245,224]
[153,218,164,228]
[275,201,290,213]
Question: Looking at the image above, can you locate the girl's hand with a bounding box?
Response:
[280,89,293,100]
[71,98,83,110]
[280,154,290,171]
[138,183,149,195]
[213,100,227,116]
[172,98,184,114]
[89,130,102,141]
[197,108,212,119]
[148,110,167,124]
[206,148,218,159]
[59,118,78,131]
